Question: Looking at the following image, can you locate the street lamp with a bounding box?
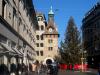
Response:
[81,49,87,72]
[81,50,84,72]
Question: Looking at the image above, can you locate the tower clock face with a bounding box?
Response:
[49,28,53,32]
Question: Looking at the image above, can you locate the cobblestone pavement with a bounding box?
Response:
[58,69,98,75]
[20,70,97,75]
[21,69,98,75]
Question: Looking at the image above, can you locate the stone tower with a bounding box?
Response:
[43,6,59,64]
[36,6,59,64]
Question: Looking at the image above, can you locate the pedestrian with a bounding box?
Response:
[32,60,40,75]
[69,64,72,70]
[39,62,43,73]
[29,63,32,72]
[10,63,17,75]
[47,64,54,75]
[52,62,59,75]
[22,63,27,75]
[98,63,100,75]
[0,64,10,75]
[36,62,40,75]
[16,63,22,75]
[32,62,37,75]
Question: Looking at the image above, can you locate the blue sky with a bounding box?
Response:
[32,0,98,46]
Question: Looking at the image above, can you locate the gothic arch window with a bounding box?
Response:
[37,25,39,30]
[36,35,39,40]
[13,7,17,27]
[23,25,26,31]
[2,0,6,18]
[48,39,53,43]
[41,35,43,40]
[36,43,39,47]
[41,25,44,30]
[40,43,43,47]
[36,51,39,56]
[40,51,43,56]
[48,47,53,51]
[37,16,43,21]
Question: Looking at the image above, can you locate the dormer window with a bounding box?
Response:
[36,35,39,40]
[37,16,43,21]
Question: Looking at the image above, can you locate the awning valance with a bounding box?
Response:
[0,42,24,58]
[0,43,15,53]
[0,43,16,56]
[12,48,23,58]
[27,53,34,60]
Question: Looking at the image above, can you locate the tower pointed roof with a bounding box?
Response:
[48,6,54,14]
[43,6,59,35]
[43,21,59,35]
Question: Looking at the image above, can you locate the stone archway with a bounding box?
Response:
[43,57,54,65]
[46,59,52,64]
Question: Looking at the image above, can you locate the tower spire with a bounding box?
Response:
[48,6,54,15]
[51,6,53,12]
[48,6,54,22]
[51,6,52,9]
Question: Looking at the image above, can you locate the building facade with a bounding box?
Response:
[82,2,100,68]
[0,0,37,73]
[36,7,59,64]
[35,12,47,62]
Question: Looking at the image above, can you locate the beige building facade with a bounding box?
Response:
[35,12,46,62]
[0,0,37,73]
[36,7,59,64]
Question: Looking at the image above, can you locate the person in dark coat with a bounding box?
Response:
[17,63,22,75]
[0,64,9,75]
[10,63,17,75]
[47,64,54,75]
[29,63,32,72]
[98,63,100,75]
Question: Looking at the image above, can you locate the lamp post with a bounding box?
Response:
[81,49,87,72]
[81,50,84,72]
